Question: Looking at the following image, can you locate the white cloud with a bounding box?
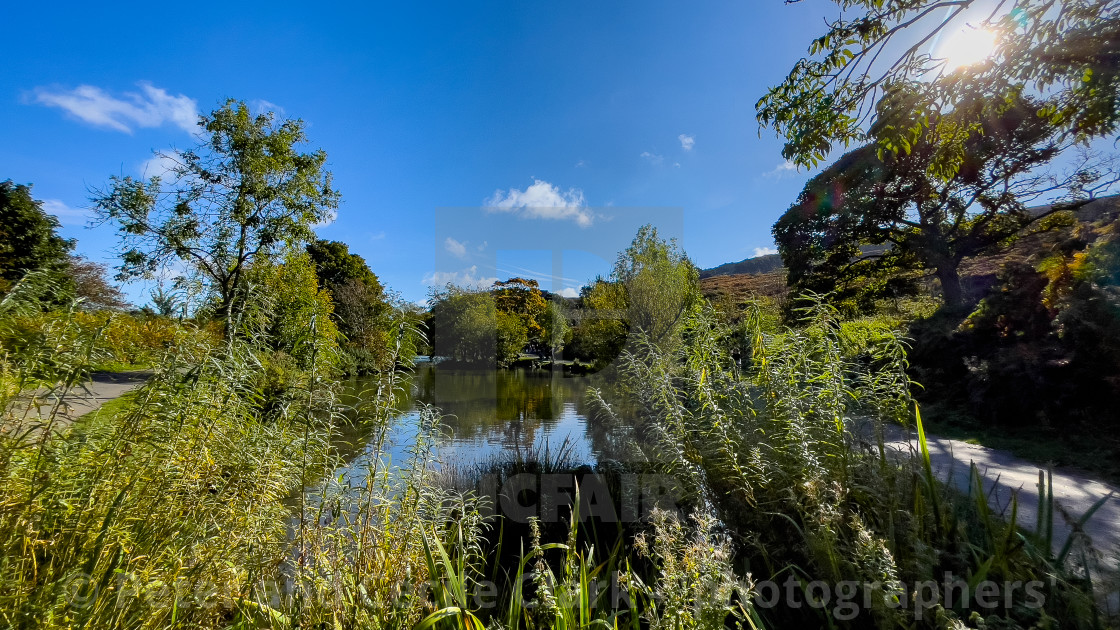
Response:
[763,161,798,180]
[423,265,497,288]
[557,287,580,298]
[445,237,468,258]
[477,241,488,252]
[640,151,664,165]
[30,82,198,134]
[313,211,337,229]
[485,179,593,227]
[138,153,182,179]
[370,231,387,241]
[678,134,695,151]
[40,199,90,227]
[753,246,778,257]
[575,159,587,168]
[251,99,285,117]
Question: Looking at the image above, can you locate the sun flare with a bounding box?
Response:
[939,26,999,68]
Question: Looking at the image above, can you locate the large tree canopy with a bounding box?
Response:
[305,239,382,292]
[758,0,1119,175]
[774,93,1117,309]
[305,239,394,372]
[764,0,1120,310]
[91,100,340,320]
[0,181,75,296]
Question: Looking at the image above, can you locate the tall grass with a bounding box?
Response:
[0,275,1112,629]
[0,273,475,628]
[586,298,1111,628]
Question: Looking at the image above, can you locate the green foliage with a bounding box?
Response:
[0,289,199,387]
[0,181,75,300]
[613,225,701,344]
[772,91,1109,310]
[763,0,1120,312]
[430,286,501,366]
[430,279,575,367]
[0,271,463,629]
[241,249,341,373]
[567,226,699,370]
[305,239,397,373]
[493,278,550,356]
[0,276,1108,628]
[909,224,1120,430]
[305,238,381,290]
[495,309,529,366]
[567,278,629,369]
[757,0,1120,172]
[90,100,340,319]
[631,510,749,630]
[589,300,1101,628]
[538,300,571,356]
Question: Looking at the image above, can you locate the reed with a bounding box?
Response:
[0,277,1112,629]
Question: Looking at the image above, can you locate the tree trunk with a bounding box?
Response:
[936,263,964,310]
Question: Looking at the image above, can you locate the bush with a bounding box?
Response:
[910,232,1120,429]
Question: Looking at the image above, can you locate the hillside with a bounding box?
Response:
[699,253,784,279]
[698,195,1120,305]
[700,269,788,302]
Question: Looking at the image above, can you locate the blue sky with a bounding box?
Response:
[3,1,870,303]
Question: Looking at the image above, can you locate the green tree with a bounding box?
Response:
[428,285,535,367]
[495,310,529,367]
[0,181,75,296]
[568,278,628,369]
[305,239,394,371]
[241,249,340,371]
[305,239,381,291]
[613,225,701,343]
[429,287,498,365]
[492,277,549,355]
[539,300,572,357]
[773,94,1115,309]
[757,0,1119,174]
[91,100,340,321]
[567,227,699,367]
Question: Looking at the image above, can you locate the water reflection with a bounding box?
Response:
[340,363,601,467]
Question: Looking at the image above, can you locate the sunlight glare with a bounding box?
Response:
[940,26,998,68]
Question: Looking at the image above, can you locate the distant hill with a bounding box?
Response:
[699,253,784,279]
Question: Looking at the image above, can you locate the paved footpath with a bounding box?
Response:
[878,424,1120,572]
[54,370,151,423]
